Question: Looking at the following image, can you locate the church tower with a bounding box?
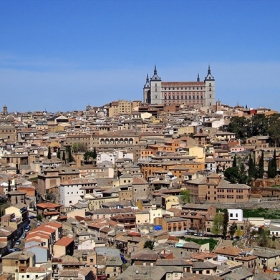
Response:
[150,66,163,104]
[143,74,151,103]
[204,66,215,106]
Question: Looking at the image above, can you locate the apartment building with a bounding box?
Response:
[184,173,251,203]
[108,100,132,117]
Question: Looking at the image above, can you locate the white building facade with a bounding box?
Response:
[59,178,97,207]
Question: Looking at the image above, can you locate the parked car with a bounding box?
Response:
[15,240,21,245]
[8,249,15,253]
[29,215,36,219]
[21,233,26,239]
[24,225,31,232]
[13,248,21,251]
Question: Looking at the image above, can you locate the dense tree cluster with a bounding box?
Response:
[224,149,278,184]
[268,150,277,178]
[227,114,280,146]
[84,148,97,162]
[72,142,87,153]
[224,113,280,182]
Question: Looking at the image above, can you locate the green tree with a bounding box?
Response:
[224,167,239,183]
[232,154,237,168]
[72,142,87,153]
[229,222,237,239]
[93,147,97,159]
[257,151,264,179]
[84,148,97,162]
[239,162,248,184]
[258,228,269,247]
[36,214,42,221]
[227,116,248,139]
[143,240,154,250]
[211,213,224,235]
[7,179,11,192]
[268,150,278,178]
[47,146,51,159]
[222,210,229,239]
[236,225,242,237]
[72,143,78,153]
[268,114,280,146]
[180,189,191,204]
[250,114,269,136]
[66,146,74,162]
[248,154,256,180]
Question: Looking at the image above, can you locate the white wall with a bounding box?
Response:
[59,184,84,207]
[96,152,115,164]
[228,209,243,222]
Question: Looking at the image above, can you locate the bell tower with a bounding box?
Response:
[150,66,163,104]
[204,66,215,106]
[143,74,151,103]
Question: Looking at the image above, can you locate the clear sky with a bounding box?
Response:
[1,0,280,112]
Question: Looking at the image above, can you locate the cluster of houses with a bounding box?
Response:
[0,101,279,279]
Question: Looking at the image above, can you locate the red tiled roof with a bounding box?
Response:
[37,202,61,208]
[47,222,62,228]
[54,237,74,247]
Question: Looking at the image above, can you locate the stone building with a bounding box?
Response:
[143,66,215,107]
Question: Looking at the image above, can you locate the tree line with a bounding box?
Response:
[227,114,280,146]
[224,151,278,185]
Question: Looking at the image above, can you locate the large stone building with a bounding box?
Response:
[143,66,215,107]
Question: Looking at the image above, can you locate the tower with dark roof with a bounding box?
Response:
[204,65,215,106]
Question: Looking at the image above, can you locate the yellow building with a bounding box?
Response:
[135,211,150,225]
[108,100,132,117]
[178,126,195,136]
[188,146,205,162]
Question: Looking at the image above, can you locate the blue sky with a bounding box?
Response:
[1,0,280,112]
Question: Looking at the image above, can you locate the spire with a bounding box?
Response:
[151,65,161,81]
[208,65,211,75]
[197,73,200,82]
[144,73,150,88]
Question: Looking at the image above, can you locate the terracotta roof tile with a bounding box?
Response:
[54,237,74,247]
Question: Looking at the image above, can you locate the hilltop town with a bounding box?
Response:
[0,67,280,280]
